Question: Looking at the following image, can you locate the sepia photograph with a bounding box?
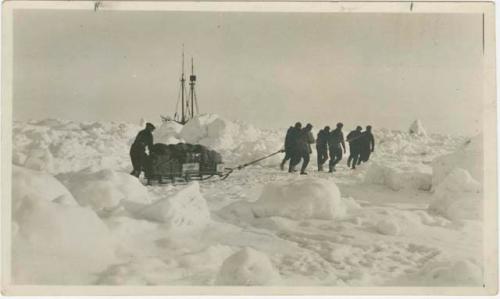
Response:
[1,1,497,295]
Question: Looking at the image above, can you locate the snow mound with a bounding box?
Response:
[123,182,211,232]
[376,219,401,236]
[396,258,483,286]
[12,166,78,211]
[364,162,432,191]
[215,247,281,285]
[177,114,282,165]
[180,114,240,150]
[428,168,482,221]
[408,119,427,137]
[252,177,350,220]
[57,168,150,212]
[13,194,115,284]
[432,134,483,187]
[153,120,184,144]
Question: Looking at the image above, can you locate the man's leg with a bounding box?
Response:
[331,148,342,170]
[352,149,359,169]
[301,152,310,174]
[281,152,290,170]
[317,147,322,171]
[318,148,327,171]
[130,150,141,177]
[289,152,299,172]
[347,146,354,167]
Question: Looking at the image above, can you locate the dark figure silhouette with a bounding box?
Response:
[292,123,314,175]
[280,125,295,170]
[346,126,363,169]
[316,126,330,171]
[359,125,375,163]
[328,122,346,172]
[130,122,155,177]
[284,122,302,172]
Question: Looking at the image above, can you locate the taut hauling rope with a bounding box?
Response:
[221,149,285,180]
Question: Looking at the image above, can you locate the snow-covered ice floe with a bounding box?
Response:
[252,177,351,220]
[426,135,483,221]
[364,162,432,191]
[10,117,484,286]
[12,166,116,284]
[121,182,211,232]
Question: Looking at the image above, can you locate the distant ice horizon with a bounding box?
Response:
[13,114,479,138]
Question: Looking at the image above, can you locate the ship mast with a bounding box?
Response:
[172,45,198,125]
[189,57,196,119]
[180,45,186,124]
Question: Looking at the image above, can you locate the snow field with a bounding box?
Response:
[10,117,484,286]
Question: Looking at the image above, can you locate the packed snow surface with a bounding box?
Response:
[12,166,116,284]
[57,168,150,212]
[252,177,348,220]
[122,181,211,232]
[215,247,282,285]
[11,116,483,286]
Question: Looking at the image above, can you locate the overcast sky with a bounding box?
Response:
[13,10,484,135]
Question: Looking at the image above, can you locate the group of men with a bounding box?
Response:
[280,122,375,174]
[130,121,375,179]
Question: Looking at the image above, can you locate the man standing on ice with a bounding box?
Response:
[316,126,330,171]
[346,126,363,169]
[359,125,375,164]
[294,123,315,175]
[328,122,346,172]
[130,122,156,178]
[281,122,301,171]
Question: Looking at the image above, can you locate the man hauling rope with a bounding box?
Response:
[316,126,330,171]
[346,125,363,169]
[280,122,302,171]
[328,122,346,172]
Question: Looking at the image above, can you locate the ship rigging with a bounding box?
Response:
[162,46,199,125]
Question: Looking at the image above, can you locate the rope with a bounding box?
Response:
[221,149,284,180]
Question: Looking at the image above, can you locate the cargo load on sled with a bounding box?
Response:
[144,143,225,184]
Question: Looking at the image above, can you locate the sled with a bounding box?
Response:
[144,143,226,185]
[143,143,284,185]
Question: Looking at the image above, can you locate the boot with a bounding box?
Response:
[300,171,308,175]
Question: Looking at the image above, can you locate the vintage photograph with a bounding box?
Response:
[1,1,497,295]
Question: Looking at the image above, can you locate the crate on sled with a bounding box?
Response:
[144,143,224,184]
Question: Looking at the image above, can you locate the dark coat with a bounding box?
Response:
[328,128,345,150]
[285,126,302,154]
[131,129,154,153]
[298,128,315,154]
[359,131,375,152]
[346,130,363,150]
[316,129,329,149]
[284,127,295,152]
